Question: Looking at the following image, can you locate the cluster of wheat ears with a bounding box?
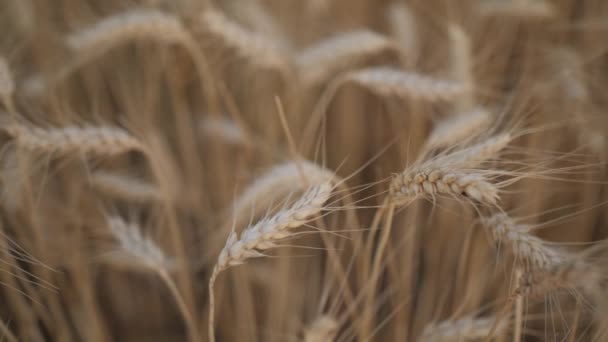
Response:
[0,0,607,341]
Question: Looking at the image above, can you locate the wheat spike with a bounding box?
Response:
[209,180,334,342]
[304,315,339,342]
[66,9,189,53]
[230,160,336,228]
[90,171,161,203]
[106,216,170,271]
[4,122,145,156]
[390,169,499,206]
[426,108,492,151]
[296,30,396,87]
[484,213,565,271]
[448,24,474,110]
[344,67,470,102]
[200,10,290,72]
[420,315,508,342]
[433,132,512,169]
[199,116,249,147]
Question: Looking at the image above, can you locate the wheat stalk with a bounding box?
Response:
[296,30,396,87]
[419,315,508,342]
[200,9,290,72]
[208,180,334,342]
[3,121,145,157]
[448,24,474,110]
[303,315,339,342]
[343,67,470,102]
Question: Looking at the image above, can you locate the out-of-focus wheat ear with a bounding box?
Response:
[479,0,555,19]
[200,9,291,73]
[224,0,291,50]
[106,216,201,342]
[3,121,146,157]
[89,171,161,203]
[448,24,475,110]
[199,116,251,147]
[51,9,216,109]
[386,2,418,66]
[483,213,566,271]
[419,315,508,342]
[304,315,339,342]
[296,30,397,88]
[425,107,491,152]
[208,180,335,342]
[0,57,16,114]
[228,160,336,229]
[390,169,499,206]
[65,9,190,56]
[435,132,512,169]
[343,67,470,103]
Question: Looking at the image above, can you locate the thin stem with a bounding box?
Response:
[158,269,201,342]
[208,268,219,342]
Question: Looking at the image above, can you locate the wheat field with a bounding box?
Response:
[1,0,608,341]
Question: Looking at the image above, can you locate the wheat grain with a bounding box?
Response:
[200,10,290,72]
[344,67,470,102]
[426,108,491,151]
[296,31,396,87]
[4,122,145,156]
[304,315,338,342]
[420,315,508,342]
[90,171,161,203]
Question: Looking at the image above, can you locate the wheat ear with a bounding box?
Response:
[304,315,339,342]
[390,169,499,206]
[386,2,418,65]
[3,121,145,157]
[296,30,396,87]
[419,315,508,342]
[479,0,555,19]
[199,116,250,147]
[90,171,161,203]
[208,180,334,342]
[484,213,565,271]
[229,160,336,229]
[200,10,290,72]
[343,67,470,102]
[425,108,491,151]
[430,132,512,169]
[107,217,200,342]
[0,57,14,104]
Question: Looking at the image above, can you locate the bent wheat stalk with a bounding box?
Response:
[208,180,334,342]
[107,217,200,342]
